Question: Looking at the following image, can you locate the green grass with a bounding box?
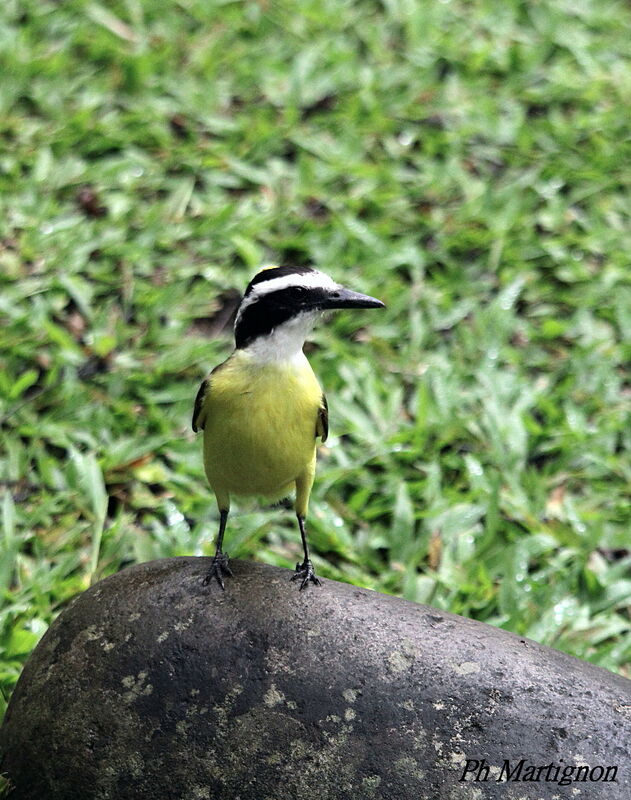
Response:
[1,0,630,717]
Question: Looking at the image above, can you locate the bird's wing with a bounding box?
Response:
[316,394,328,442]
[192,378,209,432]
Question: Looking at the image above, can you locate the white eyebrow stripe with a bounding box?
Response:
[249,271,338,298]
[236,270,339,325]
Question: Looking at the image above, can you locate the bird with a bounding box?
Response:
[192,265,384,590]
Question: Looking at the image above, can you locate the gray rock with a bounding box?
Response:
[1,557,629,799]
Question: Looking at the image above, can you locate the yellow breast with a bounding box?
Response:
[202,350,323,498]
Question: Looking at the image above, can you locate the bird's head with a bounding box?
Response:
[234,265,384,358]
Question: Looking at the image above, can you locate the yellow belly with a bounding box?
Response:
[202,351,322,499]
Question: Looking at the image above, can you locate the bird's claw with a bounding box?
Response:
[203,552,233,589]
[291,559,321,590]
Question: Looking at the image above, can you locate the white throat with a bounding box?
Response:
[242,311,319,364]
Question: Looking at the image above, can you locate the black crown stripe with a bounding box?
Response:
[244,266,315,296]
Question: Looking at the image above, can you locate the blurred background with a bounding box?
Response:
[1,0,630,714]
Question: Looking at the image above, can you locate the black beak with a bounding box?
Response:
[319,287,385,310]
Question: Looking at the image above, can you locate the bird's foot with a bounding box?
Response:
[203,552,233,590]
[291,559,321,590]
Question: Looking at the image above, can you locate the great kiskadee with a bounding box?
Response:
[192,265,384,589]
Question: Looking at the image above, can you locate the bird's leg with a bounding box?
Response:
[204,509,233,589]
[291,514,321,590]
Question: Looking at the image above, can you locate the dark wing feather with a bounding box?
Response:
[192,378,209,432]
[316,394,328,442]
[192,360,230,432]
